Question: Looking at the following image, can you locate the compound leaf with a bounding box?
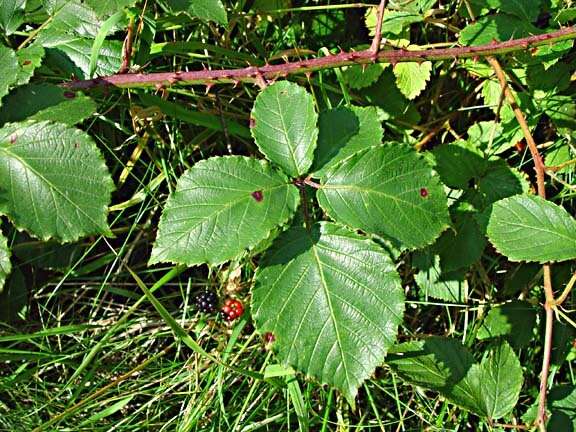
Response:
[487,195,576,263]
[150,156,299,266]
[0,230,10,292]
[0,121,114,242]
[251,81,318,178]
[252,222,404,404]
[317,145,449,249]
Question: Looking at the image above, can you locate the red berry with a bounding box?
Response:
[221,298,244,321]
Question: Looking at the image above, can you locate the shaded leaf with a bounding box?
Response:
[487,195,576,263]
[343,63,387,90]
[413,252,468,302]
[450,341,523,419]
[251,81,318,177]
[0,121,114,242]
[0,230,10,292]
[477,301,537,348]
[390,339,523,420]
[459,14,540,46]
[312,106,383,177]
[547,386,576,431]
[150,156,299,266]
[0,266,26,322]
[435,207,486,272]
[252,222,404,403]
[388,337,475,390]
[318,145,449,249]
[84,0,137,18]
[0,83,96,126]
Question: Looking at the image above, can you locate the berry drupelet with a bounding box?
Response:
[221,298,244,321]
[193,290,218,313]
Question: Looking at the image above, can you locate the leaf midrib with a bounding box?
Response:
[0,145,103,231]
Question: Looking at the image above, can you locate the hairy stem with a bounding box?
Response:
[62,26,576,91]
[486,56,555,432]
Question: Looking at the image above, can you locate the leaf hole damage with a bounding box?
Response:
[251,190,264,202]
[9,134,17,144]
[249,117,256,128]
[420,187,429,198]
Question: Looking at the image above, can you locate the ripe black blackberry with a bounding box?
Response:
[193,290,218,313]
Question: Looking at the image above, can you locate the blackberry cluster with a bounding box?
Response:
[193,290,218,313]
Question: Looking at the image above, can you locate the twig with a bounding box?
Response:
[118,15,135,74]
[370,0,388,57]
[486,56,554,432]
[554,271,576,307]
[62,27,576,91]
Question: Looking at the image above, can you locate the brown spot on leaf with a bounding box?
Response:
[22,60,31,65]
[420,188,429,198]
[9,134,17,144]
[249,117,256,128]
[251,190,263,202]
[63,91,76,99]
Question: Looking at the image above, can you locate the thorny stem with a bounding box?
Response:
[370,0,388,56]
[62,27,576,91]
[486,56,555,432]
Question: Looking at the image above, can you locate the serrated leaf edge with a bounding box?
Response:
[149,155,300,268]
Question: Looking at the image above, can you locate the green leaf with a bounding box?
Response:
[168,0,227,25]
[373,10,423,36]
[452,341,523,419]
[0,121,114,242]
[390,339,523,420]
[547,386,576,430]
[393,61,432,100]
[0,44,19,104]
[251,81,318,178]
[47,39,123,78]
[435,207,486,272]
[498,0,541,22]
[0,267,25,322]
[0,83,96,126]
[432,141,487,190]
[0,230,10,292]
[252,222,405,403]
[150,156,299,267]
[459,14,540,46]
[84,0,137,18]
[413,252,468,302]
[88,10,125,78]
[487,195,576,263]
[15,44,45,86]
[477,301,537,348]
[0,0,26,35]
[317,145,450,249]
[388,337,475,390]
[343,63,387,90]
[312,106,383,177]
